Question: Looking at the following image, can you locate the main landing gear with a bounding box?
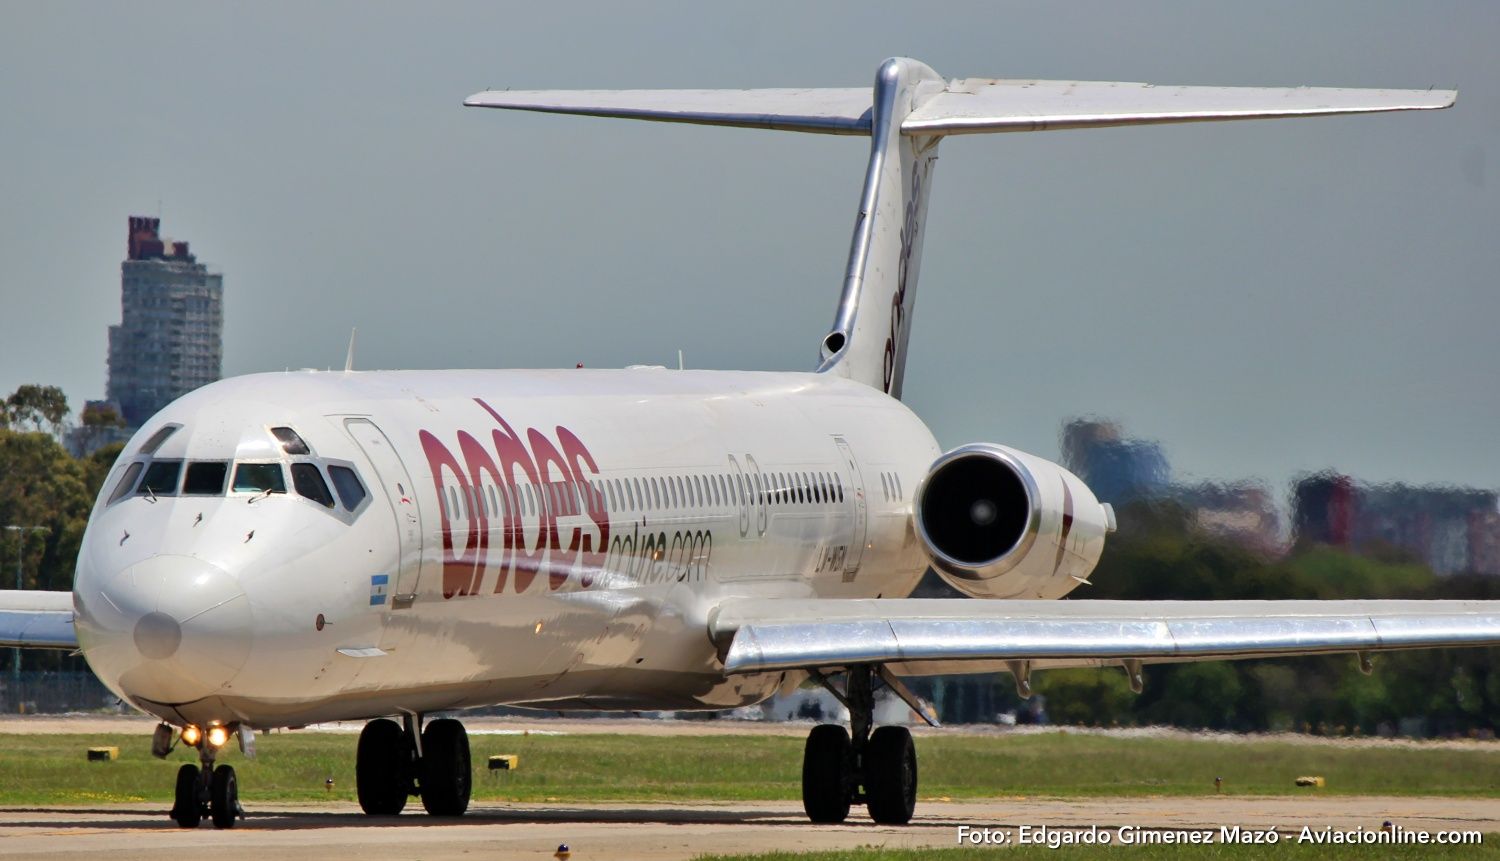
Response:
[356,714,471,817]
[801,666,918,825]
[161,723,243,829]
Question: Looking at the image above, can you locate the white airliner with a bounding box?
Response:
[3,58,1495,830]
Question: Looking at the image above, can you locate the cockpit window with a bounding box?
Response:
[270,427,310,455]
[138,424,180,456]
[328,466,367,512]
[291,463,335,508]
[137,460,182,496]
[233,462,286,494]
[107,462,145,504]
[182,461,229,495]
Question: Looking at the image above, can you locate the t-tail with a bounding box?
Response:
[466,59,1453,398]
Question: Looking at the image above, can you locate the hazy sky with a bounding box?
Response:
[2,1,1496,497]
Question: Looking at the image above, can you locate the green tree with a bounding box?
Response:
[5,385,70,438]
[1033,669,1138,726]
[77,402,125,452]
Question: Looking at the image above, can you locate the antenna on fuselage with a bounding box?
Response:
[344,327,358,373]
[677,349,685,370]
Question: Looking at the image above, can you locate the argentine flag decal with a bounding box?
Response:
[370,574,390,606]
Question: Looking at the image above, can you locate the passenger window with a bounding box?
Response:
[183,461,229,495]
[327,466,368,512]
[233,463,286,494]
[270,427,310,455]
[137,460,182,496]
[108,462,145,504]
[291,463,335,508]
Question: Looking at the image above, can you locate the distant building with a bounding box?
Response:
[1060,419,1170,504]
[1293,472,1500,575]
[106,217,223,426]
[1292,473,1358,548]
[1178,481,1284,555]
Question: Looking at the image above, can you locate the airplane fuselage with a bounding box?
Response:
[73,368,939,728]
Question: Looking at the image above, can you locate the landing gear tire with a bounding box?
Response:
[172,763,202,828]
[210,764,239,829]
[801,724,852,824]
[357,718,411,815]
[419,718,471,817]
[864,726,917,825]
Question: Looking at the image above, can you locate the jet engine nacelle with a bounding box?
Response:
[914,443,1114,600]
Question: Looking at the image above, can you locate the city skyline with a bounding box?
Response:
[2,2,1496,491]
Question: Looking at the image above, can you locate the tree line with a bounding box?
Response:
[915,500,1499,736]
[1,386,124,673]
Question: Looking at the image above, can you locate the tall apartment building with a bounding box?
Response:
[106,217,223,426]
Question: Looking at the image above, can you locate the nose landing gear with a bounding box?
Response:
[356,714,471,818]
[165,723,243,829]
[800,666,919,826]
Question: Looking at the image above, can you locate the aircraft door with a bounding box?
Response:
[344,418,424,608]
[833,437,868,579]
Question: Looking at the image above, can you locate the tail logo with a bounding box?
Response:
[882,168,924,393]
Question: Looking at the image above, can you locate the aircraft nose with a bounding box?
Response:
[85,556,253,705]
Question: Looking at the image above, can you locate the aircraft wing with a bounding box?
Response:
[709,598,1500,676]
[0,590,77,650]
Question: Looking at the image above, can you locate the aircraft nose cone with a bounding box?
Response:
[82,556,252,705]
[133,611,183,659]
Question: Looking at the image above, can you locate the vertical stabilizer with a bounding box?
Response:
[465,62,1454,398]
[816,59,944,400]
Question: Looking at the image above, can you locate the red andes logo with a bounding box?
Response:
[418,398,610,599]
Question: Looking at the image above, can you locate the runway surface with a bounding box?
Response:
[0,797,1495,860]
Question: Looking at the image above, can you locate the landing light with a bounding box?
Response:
[180,725,202,746]
[207,725,231,748]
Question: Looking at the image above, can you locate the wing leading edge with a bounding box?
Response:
[710,598,1500,676]
[0,590,77,650]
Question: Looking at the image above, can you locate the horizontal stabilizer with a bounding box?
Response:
[464,88,873,135]
[903,80,1457,135]
[467,78,1454,139]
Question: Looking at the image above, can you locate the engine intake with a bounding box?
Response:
[915,443,1112,600]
